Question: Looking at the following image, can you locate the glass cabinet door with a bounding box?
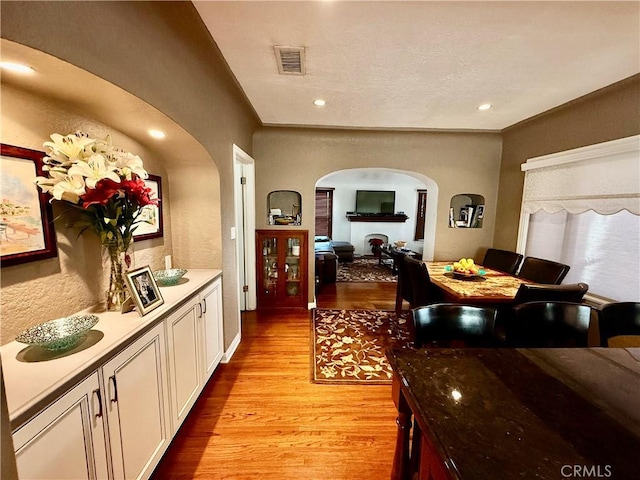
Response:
[262,236,278,297]
[285,237,301,297]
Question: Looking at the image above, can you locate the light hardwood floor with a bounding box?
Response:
[152,281,400,480]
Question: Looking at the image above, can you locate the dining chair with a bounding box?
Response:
[395,251,414,314]
[513,282,589,304]
[481,248,523,275]
[506,301,592,347]
[404,256,442,310]
[412,303,498,348]
[598,302,640,347]
[517,256,570,284]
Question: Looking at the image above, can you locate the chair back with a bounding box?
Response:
[507,301,591,347]
[513,282,589,304]
[598,302,640,347]
[395,252,413,313]
[404,256,439,309]
[482,248,523,275]
[412,304,498,348]
[517,256,570,284]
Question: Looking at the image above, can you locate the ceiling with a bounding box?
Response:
[194,1,640,131]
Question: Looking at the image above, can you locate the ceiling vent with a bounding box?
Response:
[274,46,306,75]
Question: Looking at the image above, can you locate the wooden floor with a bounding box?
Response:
[152,281,400,480]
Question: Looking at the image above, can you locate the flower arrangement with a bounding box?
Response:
[35,132,157,310]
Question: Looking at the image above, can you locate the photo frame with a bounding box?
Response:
[476,205,485,219]
[124,265,164,316]
[133,174,163,241]
[1,144,58,267]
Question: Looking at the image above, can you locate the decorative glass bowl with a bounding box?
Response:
[16,314,99,351]
[153,268,187,286]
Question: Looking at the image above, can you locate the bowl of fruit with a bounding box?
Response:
[446,258,485,280]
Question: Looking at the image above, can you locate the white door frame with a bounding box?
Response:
[233,145,257,311]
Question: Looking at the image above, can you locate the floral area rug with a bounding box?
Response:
[311,309,412,384]
[336,256,397,282]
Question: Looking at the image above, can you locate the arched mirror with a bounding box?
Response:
[449,193,485,228]
[268,190,302,225]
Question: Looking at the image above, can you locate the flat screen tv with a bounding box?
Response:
[355,190,395,214]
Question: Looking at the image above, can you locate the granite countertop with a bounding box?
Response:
[388,347,640,479]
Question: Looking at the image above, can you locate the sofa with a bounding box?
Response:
[314,236,355,284]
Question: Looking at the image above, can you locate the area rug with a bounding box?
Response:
[311,308,412,384]
[336,256,397,282]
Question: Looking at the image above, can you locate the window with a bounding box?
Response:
[518,135,640,303]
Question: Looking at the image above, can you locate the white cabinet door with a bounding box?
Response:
[200,278,224,381]
[103,323,170,480]
[165,296,201,434]
[13,372,109,480]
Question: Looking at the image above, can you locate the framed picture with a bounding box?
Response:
[1,144,58,267]
[124,265,164,316]
[476,205,485,219]
[133,174,163,241]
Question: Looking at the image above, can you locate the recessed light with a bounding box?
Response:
[478,103,492,111]
[313,99,326,107]
[148,129,166,139]
[0,62,35,74]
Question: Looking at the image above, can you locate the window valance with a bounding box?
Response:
[521,135,640,215]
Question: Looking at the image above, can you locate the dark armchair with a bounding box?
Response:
[517,256,570,284]
[482,248,523,275]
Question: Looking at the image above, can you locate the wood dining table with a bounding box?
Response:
[424,261,527,306]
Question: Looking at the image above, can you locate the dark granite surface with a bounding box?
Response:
[388,348,640,479]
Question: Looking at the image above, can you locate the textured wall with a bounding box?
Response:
[253,128,503,301]
[495,75,640,250]
[1,85,171,344]
[1,1,260,351]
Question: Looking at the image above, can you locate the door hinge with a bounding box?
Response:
[240,176,247,185]
[242,285,249,292]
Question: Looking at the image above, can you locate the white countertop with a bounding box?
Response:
[1,269,221,429]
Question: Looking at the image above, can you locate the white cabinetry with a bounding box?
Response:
[199,278,224,382]
[13,372,109,480]
[103,322,171,480]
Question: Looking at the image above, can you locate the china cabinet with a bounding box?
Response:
[256,229,308,308]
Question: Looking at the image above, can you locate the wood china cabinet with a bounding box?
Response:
[256,229,308,309]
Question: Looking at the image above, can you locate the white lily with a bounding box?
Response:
[51,175,86,204]
[113,151,148,180]
[68,153,121,189]
[43,133,95,161]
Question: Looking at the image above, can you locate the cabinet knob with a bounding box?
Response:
[93,388,103,419]
[109,375,118,404]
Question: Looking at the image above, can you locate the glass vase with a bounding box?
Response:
[104,242,132,312]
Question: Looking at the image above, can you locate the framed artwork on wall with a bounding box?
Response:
[0,144,58,267]
[133,174,163,241]
[124,265,164,316]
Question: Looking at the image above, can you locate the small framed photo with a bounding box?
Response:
[125,265,164,316]
[133,174,163,241]
[476,205,485,219]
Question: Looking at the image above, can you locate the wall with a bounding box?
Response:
[494,74,640,250]
[253,127,503,301]
[1,1,260,351]
[1,85,171,344]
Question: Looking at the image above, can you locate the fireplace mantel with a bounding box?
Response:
[346,214,408,223]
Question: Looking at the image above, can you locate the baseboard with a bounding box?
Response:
[308,300,317,309]
[222,332,241,363]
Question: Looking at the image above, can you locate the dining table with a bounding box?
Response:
[388,346,640,480]
[424,261,527,306]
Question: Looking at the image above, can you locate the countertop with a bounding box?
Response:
[1,269,222,430]
[388,347,640,479]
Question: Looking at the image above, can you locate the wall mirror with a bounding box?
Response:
[449,193,485,228]
[267,190,301,226]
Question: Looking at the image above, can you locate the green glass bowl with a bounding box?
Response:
[16,314,99,351]
[153,268,187,286]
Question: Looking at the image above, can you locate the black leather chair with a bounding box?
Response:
[395,250,414,314]
[506,301,592,347]
[482,248,523,275]
[404,256,441,310]
[598,302,640,347]
[412,304,498,348]
[517,256,570,284]
[513,282,589,304]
